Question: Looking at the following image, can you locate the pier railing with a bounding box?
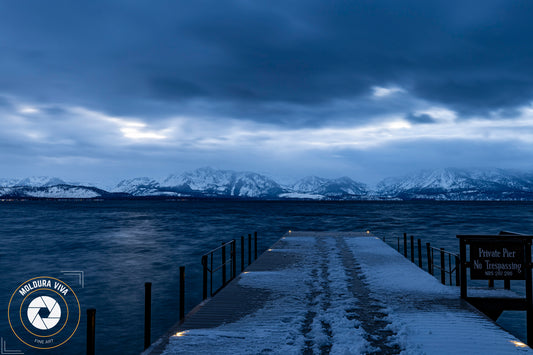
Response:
[428,245,460,286]
[201,232,258,300]
[387,233,460,286]
[202,240,237,298]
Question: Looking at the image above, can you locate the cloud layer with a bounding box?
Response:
[1,1,533,182]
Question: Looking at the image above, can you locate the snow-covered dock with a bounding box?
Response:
[146,232,533,354]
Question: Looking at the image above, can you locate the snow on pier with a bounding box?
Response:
[149,232,533,354]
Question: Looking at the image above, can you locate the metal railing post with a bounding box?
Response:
[505,279,511,290]
[448,254,452,286]
[397,237,400,252]
[410,235,414,262]
[440,248,446,285]
[240,236,245,272]
[449,254,453,285]
[254,231,258,260]
[179,266,185,321]
[144,282,152,350]
[232,239,236,279]
[426,242,432,275]
[248,234,252,265]
[87,309,96,355]
[221,242,227,286]
[202,255,208,300]
[403,233,407,257]
[455,255,461,286]
[417,239,422,268]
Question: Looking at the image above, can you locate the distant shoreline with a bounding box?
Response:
[2,196,533,202]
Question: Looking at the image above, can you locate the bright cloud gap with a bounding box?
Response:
[5,102,533,150]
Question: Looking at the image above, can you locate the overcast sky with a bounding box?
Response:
[1,0,533,185]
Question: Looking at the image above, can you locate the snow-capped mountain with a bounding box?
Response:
[109,168,285,198]
[12,185,103,198]
[161,167,234,192]
[2,176,67,187]
[0,178,19,187]
[284,176,368,199]
[376,168,533,200]
[0,184,109,199]
[112,177,162,196]
[161,167,284,198]
[0,176,118,199]
[290,176,330,193]
[152,167,284,198]
[114,168,367,199]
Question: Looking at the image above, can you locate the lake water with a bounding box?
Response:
[1,200,532,354]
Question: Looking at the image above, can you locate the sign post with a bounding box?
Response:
[457,233,533,344]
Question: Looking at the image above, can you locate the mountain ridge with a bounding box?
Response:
[2,167,533,201]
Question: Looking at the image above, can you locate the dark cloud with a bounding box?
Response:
[405,113,436,124]
[412,77,533,117]
[1,0,533,124]
[42,106,68,116]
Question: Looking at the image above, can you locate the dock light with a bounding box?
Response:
[366,230,370,234]
[174,331,188,337]
[289,230,292,233]
[267,249,273,252]
[510,340,528,348]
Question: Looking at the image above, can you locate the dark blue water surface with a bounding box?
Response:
[1,200,533,354]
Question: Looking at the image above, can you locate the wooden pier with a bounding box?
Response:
[143,232,533,354]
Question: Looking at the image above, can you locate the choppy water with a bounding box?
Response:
[1,200,532,354]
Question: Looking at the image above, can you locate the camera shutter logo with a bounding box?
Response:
[27,296,62,330]
[8,276,80,350]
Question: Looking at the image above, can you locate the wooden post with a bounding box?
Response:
[440,248,446,285]
[403,233,407,257]
[179,266,185,321]
[86,309,96,355]
[426,242,432,275]
[144,282,152,350]
[202,255,208,300]
[418,239,422,268]
[504,279,511,290]
[410,235,415,263]
[488,279,494,288]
